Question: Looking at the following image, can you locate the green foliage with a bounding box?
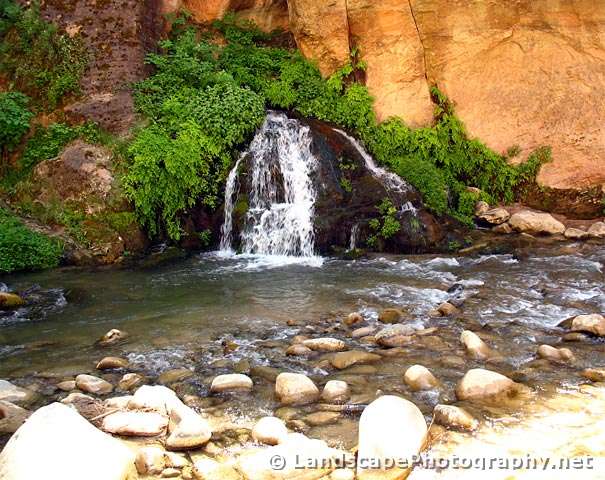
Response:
[367,198,401,247]
[0,91,32,152]
[0,0,88,110]
[0,207,63,272]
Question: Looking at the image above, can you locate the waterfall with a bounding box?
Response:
[220,112,320,261]
[349,223,359,251]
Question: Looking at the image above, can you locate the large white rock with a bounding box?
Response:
[275,373,320,405]
[455,368,517,401]
[571,314,605,337]
[0,403,136,480]
[460,330,493,360]
[102,411,168,437]
[252,416,288,445]
[357,395,427,480]
[128,385,180,415]
[210,374,253,394]
[0,380,35,405]
[508,210,565,235]
[166,407,212,450]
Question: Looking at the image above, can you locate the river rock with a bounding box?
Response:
[351,326,376,338]
[321,380,349,404]
[571,314,605,336]
[433,404,478,432]
[378,308,404,324]
[478,207,510,225]
[460,330,493,360]
[75,374,113,395]
[303,338,347,352]
[330,350,381,370]
[128,385,180,415]
[564,228,589,240]
[166,408,212,450]
[509,211,565,235]
[587,222,605,238]
[0,292,25,309]
[193,457,240,480]
[437,302,459,317]
[135,445,166,475]
[344,312,364,326]
[493,222,513,234]
[159,368,194,385]
[581,368,605,382]
[455,369,517,401]
[118,373,145,391]
[56,380,76,391]
[252,416,288,445]
[102,411,168,436]
[210,374,253,394]
[375,324,415,347]
[96,356,129,370]
[357,395,427,480]
[475,201,490,216]
[0,380,36,405]
[238,432,350,480]
[404,365,439,391]
[0,401,31,433]
[275,373,320,405]
[303,411,341,426]
[250,366,282,382]
[537,345,575,362]
[98,328,127,346]
[0,403,136,480]
[286,344,313,357]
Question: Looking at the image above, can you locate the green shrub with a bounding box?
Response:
[0,0,87,109]
[368,199,401,247]
[0,207,63,272]
[0,91,32,152]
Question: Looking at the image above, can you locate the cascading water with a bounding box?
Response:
[220,112,321,262]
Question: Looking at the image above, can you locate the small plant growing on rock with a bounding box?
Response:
[367,198,401,247]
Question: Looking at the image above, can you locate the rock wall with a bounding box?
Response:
[181,0,605,191]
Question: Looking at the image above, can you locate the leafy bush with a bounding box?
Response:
[0,91,32,152]
[0,0,87,109]
[0,207,63,272]
[368,199,401,247]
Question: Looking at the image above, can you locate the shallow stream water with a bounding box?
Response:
[1,242,605,477]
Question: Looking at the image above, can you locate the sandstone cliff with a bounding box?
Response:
[176,0,605,191]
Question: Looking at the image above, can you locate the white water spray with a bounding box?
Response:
[220,112,321,263]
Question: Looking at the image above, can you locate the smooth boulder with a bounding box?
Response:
[537,345,574,362]
[321,380,350,403]
[252,416,288,445]
[96,357,129,370]
[303,338,347,352]
[378,308,404,324]
[75,374,113,395]
[460,330,493,360]
[102,411,168,436]
[0,380,35,405]
[0,293,25,310]
[455,369,518,401]
[571,314,605,336]
[403,365,439,391]
[330,351,381,370]
[588,222,605,238]
[478,207,510,225]
[0,401,30,433]
[433,404,478,432]
[0,403,136,480]
[357,396,427,480]
[275,373,320,405]
[375,324,415,348]
[210,374,253,394]
[508,210,565,235]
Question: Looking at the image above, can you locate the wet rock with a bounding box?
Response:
[460,330,493,360]
[135,445,166,475]
[210,374,253,394]
[128,385,180,415]
[403,365,439,391]
[562,332,590,342]
[455,369,518,401]
[238,432,349,480]
[252,416,288,445]
[378,308,405,324]
[564,228,589,240]
[159,368,194,385]
[357,395,427,480]
[233,359,251,374]
[96,356,129,370]
[587,222,605,238]
[250,366,282,382]
[509,210,565,235]
[118,373,145,391]
[75,374,113,395]
[0,403,136,479]
[330,350,381,370]
[286,344,314,357]
[344,312,364,327]
[581,368,605,382]
[0,401,31,433]
[571,314,605,336]
[275,373,320,406]
[478,207,510,225]
[193,457,240,480]
[493,222,513,234]
[166,407,212,450]
[537,345,575,362]
[56,380,76,392]
[475,201,490,216]
[0,380,36,405]
[321,380,349,404]
[375,324,415,347]
[437,302,459,317]
[433,404,478,432]
[0,292,25,310]
[303,338,347,352]
[286,419,310,434]
[351,326,376,338]
[98,328,128,347]
[102,411,168,436]
[303,411,341,426]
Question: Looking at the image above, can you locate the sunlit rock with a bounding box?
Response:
[321,380,350,404]
[0,401,30,433]
[456,368,518,402]
[375,324,415,347]
[135,445,166,475]
[0,292,25,310]
[275,373,320,405]
[509,211,565,235]
[404,365,439,391]
[357,395,427,480]
[96,356,129,370]
[460,330,493,360]
[330,350,381,370]
[75,374,113,395]
[210,374,253,394]
[571,314,605,336]
[252,416,288,445]
[102,411,168,436]
[433,404,478,432]
[98,328,128,346]
[0,380,36,405]
[588,222,605,238]
[478,207,511,225]
[378,308,405,324]
[0,403,136,480]
[303,338,347,352]
[344,312,364,326]
[537,344,575,362]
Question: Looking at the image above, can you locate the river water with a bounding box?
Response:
[1,242,605,477]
